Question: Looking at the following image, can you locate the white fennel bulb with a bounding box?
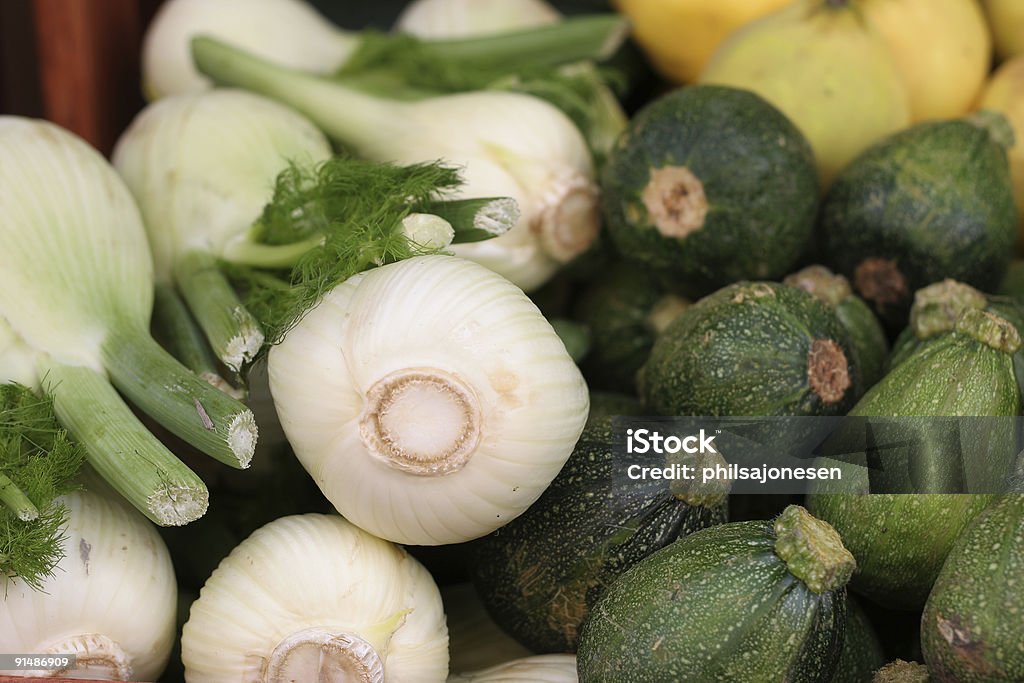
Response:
[396,0,560,38]
[449,654,579,683]
[0,490,177,681]
[442,584,531,674]
[194,38,601,291]
[268,255,589,545]
[142,0,355,99]
[181,513,449,682]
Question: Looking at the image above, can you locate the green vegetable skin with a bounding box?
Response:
[820,112,1017,325]
[471,418,726,653]
[577,506,853,682]
[642,281,862,416]
[922,494,1024,682]
[808,310,1020,609]
[601,84,819,285]
[833,597,886,683]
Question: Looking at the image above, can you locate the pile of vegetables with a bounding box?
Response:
[4,0,1024,681]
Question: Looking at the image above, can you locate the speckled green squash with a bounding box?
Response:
[808,309,1021,609]
[586,391,643,428]
[602,85,819,285]
[921,494,1024,682]
[642,281,862,416]
[471,419,727,653]
[820,112,1017,325]
[573,264,687,393]
[577,506,853,683]
[786,266,889,389]
[832,597,886,683]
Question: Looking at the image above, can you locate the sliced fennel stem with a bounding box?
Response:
[175,250,264,371]
[101,325,256,469]
[0,472,38,521]
[221,233,324,268]
[152,283,222,380]
[42,363,208,526]
[192,37,400,146]
[421,197,519,243]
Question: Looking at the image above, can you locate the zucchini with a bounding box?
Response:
[642,281,862,416]
[807,309,1020,609]
[785,265,890,389]
[470,418,727,653]
[577,505,854,682]
[573,264,687,393]
[601,85,819,285]
[833,596,886,683]
[921,494,1024,682]
[819,111,1017,325]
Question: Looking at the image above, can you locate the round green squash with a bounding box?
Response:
[819,111,1017,325]
[921,494,1024,682]
[807,309,1021,609]
[471,418,727,653]
[642,281,862,416]
[602,84,819,285]
[785,265,890,389]
[573,264,688,394]
[577,505,854,682]
[586,391,643,428]
[833,597,887,683]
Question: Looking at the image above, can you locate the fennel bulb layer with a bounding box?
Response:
[0,490,178,681]
[448,655,578,683]
[182,513,449,682]
[395,0,560,38]
[268,255,589,545]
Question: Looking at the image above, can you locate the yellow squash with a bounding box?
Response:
[700,0,910,185]
[982,0,1024,60]
[979,56,1024,243]
[862,0,991,122]
[613,0,791,84]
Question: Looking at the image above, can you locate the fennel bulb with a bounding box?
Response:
[442,584,531,675]
[268,255,589,545]
[195,39,601,291]
[449,655,579,683]
[142,0,356,99]
[0,489,178,681]
[0,117,257,525]
[182,513,449,682]
[395,0,560,38]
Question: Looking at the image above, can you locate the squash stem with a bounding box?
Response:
[175,249,265,372]
[0,472,38,521]
[42,363,208,526]
[421,197,519,243]
[101,327,257,470]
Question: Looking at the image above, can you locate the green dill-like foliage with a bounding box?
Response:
[232,158,463,345]
[0,383,84,590]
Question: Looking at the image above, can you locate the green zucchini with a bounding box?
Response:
[873,661,930,683]
[833,596,886,683]
[573,264,687,393]
[921,494,1024,682]
[642,281,862,416]
[785,265,889,389]
[470,418,727,653]
[601,85,819,285]
[577,505,854,682]
[807,309,1020,609]
[819,111,1017,325]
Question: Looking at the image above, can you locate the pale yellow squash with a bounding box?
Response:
[700,0,910,185]
[982,0,1024,60]
[979,56,1024,242]
[861,0,990,122]
[613,0,791,84]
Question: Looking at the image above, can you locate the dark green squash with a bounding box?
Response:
[833,597,887,683]
[601,85,819,285]
[573,264,688,393]
[577,505,854,682]
[785,265,890,389]
[819,111,1017,325]
[807,309,1020,609]
[642,281,862,416]
[921,493,1024,682]
[586,391,643,428]
[470,418,727,653]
